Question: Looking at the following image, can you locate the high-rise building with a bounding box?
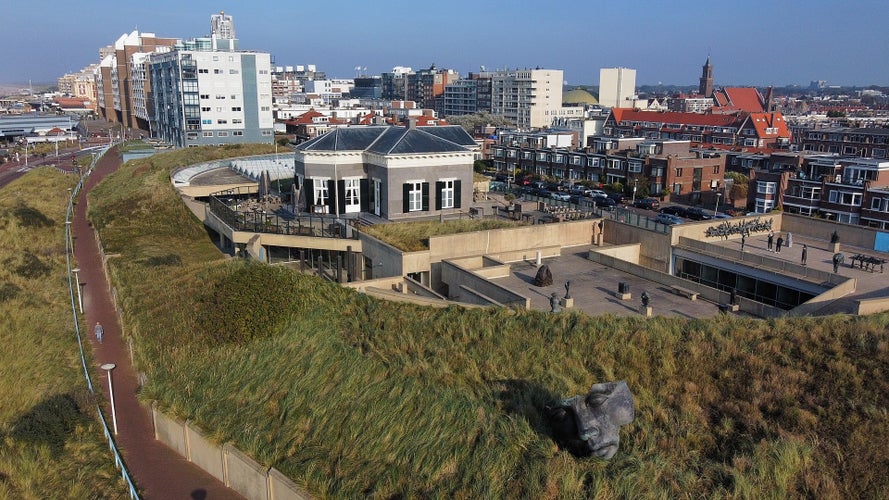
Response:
[210,11,235,39]
[148,13,273,147]
[490,69,564,128]
[96,31,178,129]
[381,66,412,101]
[699,56,713,98]
[598,67,636,108]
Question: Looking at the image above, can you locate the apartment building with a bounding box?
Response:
[148,34,273,147]
[599,68,636,109]
[492,135,725,203]
[795,126,889,158]
[603,109,791,150]
[490,69,565,129]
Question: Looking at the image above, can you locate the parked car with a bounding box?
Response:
[712,213,733,219]
[588,189,607,198]
[568,186,592,196]
[655,213,683,225]
[608,192,628,204]
[685,207,713,220]
[590,195,616,208]
[549,191,571,201]
[658,205,688,217]
[633,197,660,210]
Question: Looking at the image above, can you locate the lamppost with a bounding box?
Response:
[101,363,118,435]
[71,267,83,314]
[631,178,638,205]
[715,191,723,215]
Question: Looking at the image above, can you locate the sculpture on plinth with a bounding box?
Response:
[545,381,635,459]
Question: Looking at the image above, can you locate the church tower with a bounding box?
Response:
[699,56,713,98]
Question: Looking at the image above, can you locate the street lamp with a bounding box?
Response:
[631,178,638,205]
[101,363,118,435]
[715,192,723,215]
[71,266,83,314]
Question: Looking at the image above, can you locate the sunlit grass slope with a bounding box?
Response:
[0,168,128,498]
[90,145,889,498]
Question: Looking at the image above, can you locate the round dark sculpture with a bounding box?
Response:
[545,381,635,459]
[534,264,553,287]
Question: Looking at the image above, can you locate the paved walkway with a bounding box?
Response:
[72,148,242,499]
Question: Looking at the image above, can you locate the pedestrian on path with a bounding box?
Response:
[767,229,774,251]
[776,235,784,253]
[801,244,808,266]
[741,232,746,251]
[94,322,104,343]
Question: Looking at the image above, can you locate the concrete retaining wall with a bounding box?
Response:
[780,212,882,251]
[857,296,889,315]
[185,422,225,483]
[441,259,529,308]
[224,443,269,500]
[149,404,313,499]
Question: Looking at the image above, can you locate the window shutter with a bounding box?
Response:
[435,181,444,210]
[454,180,462,208]
[337,180,346,214]
[326,180,336,213]
[403,183,410,213]
[360,179,370,212]
[421,182,429,211]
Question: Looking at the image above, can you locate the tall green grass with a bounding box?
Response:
[0,168,128,498]
[90,145,889,498]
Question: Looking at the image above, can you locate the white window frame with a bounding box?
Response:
[441,179,455,209]
[313,178,329,210]
[757,181,776,194]
[344,178,361,213]
[408,181,423,212]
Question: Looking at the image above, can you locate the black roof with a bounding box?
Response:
[296,125,473,155]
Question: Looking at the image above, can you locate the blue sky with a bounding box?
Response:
[3,0,888,87]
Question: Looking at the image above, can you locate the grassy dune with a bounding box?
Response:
[0,168,128,498]
[90,145,889,498]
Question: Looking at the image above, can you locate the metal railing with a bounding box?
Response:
[65,144,141,499]
[208,191,360,239]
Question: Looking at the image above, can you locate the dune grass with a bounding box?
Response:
[88,145,889,498]
[362,219,525,251]
[0,168,128,498]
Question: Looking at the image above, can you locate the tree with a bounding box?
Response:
[446,113,514,133]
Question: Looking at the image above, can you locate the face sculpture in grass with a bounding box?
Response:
[545,381,635,459]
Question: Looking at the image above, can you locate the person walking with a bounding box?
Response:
[767,229,774,251]
[94,322,104,343]
[740,232,746,251]
[801,244,808,266]
[776,235,784,253]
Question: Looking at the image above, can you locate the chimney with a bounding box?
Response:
[408,117,418,129]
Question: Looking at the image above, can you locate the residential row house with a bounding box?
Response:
[792,126,889,159]
[602,108,792,150]
[741,151,889,228]
[492,133,726,204]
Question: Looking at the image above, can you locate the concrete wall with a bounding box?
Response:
[670,214,778,245]
[428,219,595,263]
[152,401,188,456]
[605,221,672,272]
[440,259,529,308]
[787,276,858,316]
[780,212,884,251]
[185,422,225,484]
[456,285,505,307]
[857,296,889,315]
[224,443,270,500]
[149,404,313,500]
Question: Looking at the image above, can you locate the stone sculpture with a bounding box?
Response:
[534,264,553,286]
[545,381,635,459]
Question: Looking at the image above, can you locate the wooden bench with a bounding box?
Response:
[670,285,699,301]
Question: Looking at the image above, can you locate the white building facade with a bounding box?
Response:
[490,69,564,129]
[599,67,636,108]
[149,38,274,147]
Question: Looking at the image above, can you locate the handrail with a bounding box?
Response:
[65,143,141,499]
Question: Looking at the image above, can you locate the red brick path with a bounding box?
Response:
[72,148,242,499]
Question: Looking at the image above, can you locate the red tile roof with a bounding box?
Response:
[712,87,765,113]
[610,108,738,127]
[742,112,790,138]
